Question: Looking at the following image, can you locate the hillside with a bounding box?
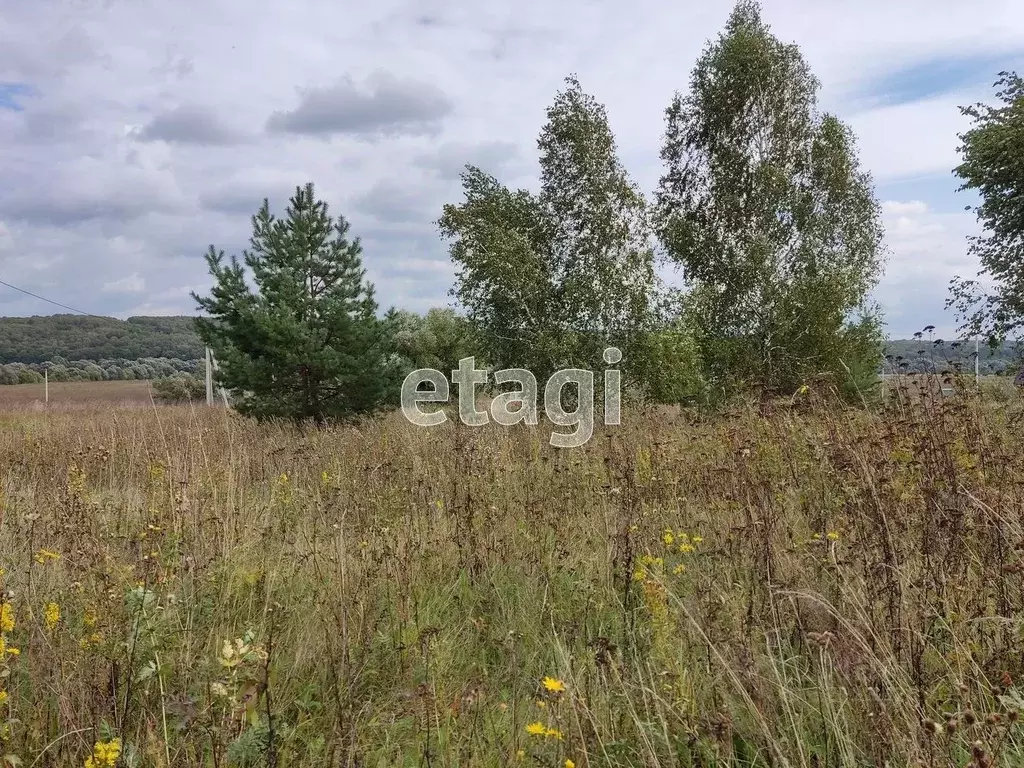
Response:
[0,314,1020,375]
[0,314,204,363]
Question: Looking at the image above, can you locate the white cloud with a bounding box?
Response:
[0,0,1019,333]
[874,200,979,338]
[0,221,12,252]
[103,272,146,293]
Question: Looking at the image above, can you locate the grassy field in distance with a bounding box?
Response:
[0,383,1023,765]
[0,380,157,411]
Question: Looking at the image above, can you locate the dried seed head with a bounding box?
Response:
[986,713,1001,725]
[971,741,985,759]
[1009,711,1020,724]
[924,720,942,735]
[964,710,977,726]
[946,718,959,734]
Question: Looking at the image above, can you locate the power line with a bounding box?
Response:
[0,277,111,319]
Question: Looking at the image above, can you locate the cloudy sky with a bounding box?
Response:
[1,0,1022,338]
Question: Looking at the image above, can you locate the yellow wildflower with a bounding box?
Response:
[826,531,840,541]
[541,676,565,694]
[678,543,694,554]
[516,749,525,759]
[566,761,576,768]
[672,564,686,576]
[662,531,675,546]
[6,647,19,656]
[692,535,704,544]
[632,568,647,582]
[526,721,547,736]
[545,727,563,740]
[44,602,60,631]
[535,699,546,708]
[34,548,60,565]
[84,738,121,768]
[0,690,7,705]
[0,602,13,633]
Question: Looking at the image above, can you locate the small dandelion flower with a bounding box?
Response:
[541,676,565,694]
[678,543,694,554]
[672,564,686,576]
[545,727,563,740]
[632,568,647,582]
[662,531,675,546]
[691,535,703,544]
[827,531,840,541]
[566,760,576,768]
[516,749,525,759]
[526,721,547,736]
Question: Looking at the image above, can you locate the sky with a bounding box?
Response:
[0,0,1022,338]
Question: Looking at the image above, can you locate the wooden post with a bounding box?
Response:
[205,347,214,406]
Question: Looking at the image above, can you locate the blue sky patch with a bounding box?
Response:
[0,82,33,111]
[876,173,978,214]
[856,52,1023,108]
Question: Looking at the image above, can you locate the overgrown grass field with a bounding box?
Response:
[1,384,1023,767]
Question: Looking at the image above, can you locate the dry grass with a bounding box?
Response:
[1,383,1023,766]
[0,381,157,411]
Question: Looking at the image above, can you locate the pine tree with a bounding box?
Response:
[192,183,394,425]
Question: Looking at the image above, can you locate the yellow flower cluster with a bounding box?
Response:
[34,548,61,565]
[633,553,664,582]
[525,721,563,739]
[84,738,121,768]
[0,603,13,633]
[664,529,703,554]
[0,637,19,658]
[44,602,60,632]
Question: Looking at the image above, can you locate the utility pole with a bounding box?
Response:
[205,346,214,406]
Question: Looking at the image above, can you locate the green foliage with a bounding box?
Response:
[948,71,1024,344]
[151,374,206,403]
[655,0,884,395]
[440,75,655,384]
[0,315,203,364]
[384,307,479,375]
[192,183,396,425]
[632,325,706,405]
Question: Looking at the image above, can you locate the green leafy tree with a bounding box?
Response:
[948,72,1024,345]
[655,1,885,395]
[193,183,394,426]
[439,75,655,384]
[385,307,479,374]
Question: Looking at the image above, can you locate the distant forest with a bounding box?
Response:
[0,315,204,364]
[0,314,1020,383]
